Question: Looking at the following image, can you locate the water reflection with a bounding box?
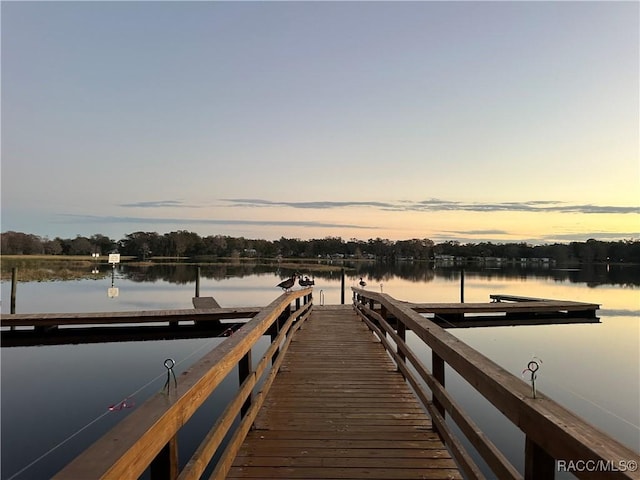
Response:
[129,262,639,287]
[125,262,640,290]
[3,258,639,287]
[0,264,638,479]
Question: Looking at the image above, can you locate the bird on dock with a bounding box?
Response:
[299,275,315,287]
[277,274,298,292]
[359,277,367,288]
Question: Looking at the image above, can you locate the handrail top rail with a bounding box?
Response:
[352,288,638,472]
[53,289,313,479]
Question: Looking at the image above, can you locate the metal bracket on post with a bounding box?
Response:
[522,357,542,399]
[164,358,177,392]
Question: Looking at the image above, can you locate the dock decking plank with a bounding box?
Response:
[226,305,461,480]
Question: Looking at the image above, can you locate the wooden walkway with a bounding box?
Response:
[227,305,461,480]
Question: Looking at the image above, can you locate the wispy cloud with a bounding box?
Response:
[222,199,396,209]
[57,214,375,230]
[430,231,638,245]
[121,198,639,215]
[222,198,638,215]
[541,232,639,242]
[446,229,511,235]
[120,200,191,208]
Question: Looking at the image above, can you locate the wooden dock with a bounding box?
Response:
[228,305,461,479]
[50,290,639,480]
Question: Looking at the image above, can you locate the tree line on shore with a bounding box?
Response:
[1,230,639,264]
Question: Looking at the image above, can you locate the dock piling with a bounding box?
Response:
[11,267,17,314]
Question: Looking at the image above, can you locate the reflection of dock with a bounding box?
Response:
[49,289,638,480]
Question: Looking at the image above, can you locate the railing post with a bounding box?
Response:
[524,436,555,479]
[373,298,386,338]
[396,315,406,373]
[282,303,291,331]
[341,268,345,304]
[271,305,290,364]
[432,351,445,421]
[239,351,253,419]
[195,266,200,298]
[269,322,279,363]
[149,436,178,480]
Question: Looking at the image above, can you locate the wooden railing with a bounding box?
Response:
[352,288,639,480]
[54,288,313,480]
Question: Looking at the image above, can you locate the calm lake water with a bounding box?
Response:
[1,262,639,479]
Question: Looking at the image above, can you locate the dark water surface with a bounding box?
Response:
[1,263,638,478]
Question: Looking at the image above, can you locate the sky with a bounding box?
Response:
[2,1,638,245]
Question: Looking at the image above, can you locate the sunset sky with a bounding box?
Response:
[2,1,638,244]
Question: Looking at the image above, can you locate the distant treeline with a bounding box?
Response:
[1,230,639,264]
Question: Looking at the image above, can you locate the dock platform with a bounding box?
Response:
[228,305,461,479]
[33,290,638,480]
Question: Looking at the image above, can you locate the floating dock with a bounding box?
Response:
[1,294,599,346]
